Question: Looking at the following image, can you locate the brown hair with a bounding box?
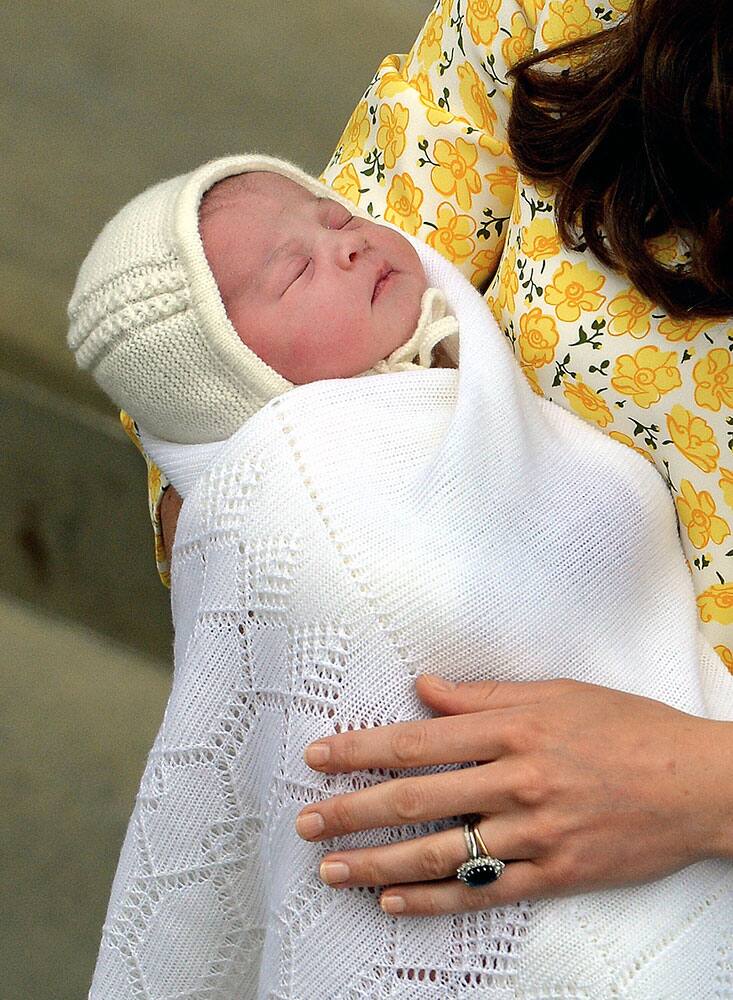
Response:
[505,0,731,319]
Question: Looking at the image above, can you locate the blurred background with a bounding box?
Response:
[2,3,431,995]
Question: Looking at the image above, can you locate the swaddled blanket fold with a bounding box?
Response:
[91,235,733,1000]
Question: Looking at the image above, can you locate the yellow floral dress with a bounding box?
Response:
[126,0,732,674]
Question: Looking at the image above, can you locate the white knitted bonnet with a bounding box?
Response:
[67,153,411,444]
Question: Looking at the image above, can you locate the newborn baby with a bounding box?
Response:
[68,154,457,446]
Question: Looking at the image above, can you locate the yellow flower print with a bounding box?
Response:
[714,644,733,675]
[417,8,444,69]
[426,202,476,263]
[496,244,519,314]
[427,106,457,128]
[610,345,681,409]
[337,100,370,161]
[511,187,522,225]
[608,431,654,463]
[465,0,502,47]
[154,529,168,570]
[331,163,361,206]
[384,172,424,236]
[658,316,720,343]
[520,364,544,396]
[697,583,733,625]
[411,72,432,102]
[457,61,498,135]
[521,0,547,26]
[609,0,633,12]
[120,410,142,452]
[533,177,558,200]
[411,73,456,127]
[645,233,682,266]
[147,461,162,501]
[376,103,409,170]
[606,288,654,339]
[470,246,502,290]
[675,479,730,550]
[484,165,518,208]
[478,130,509,158]
[486,293,502,325]
[544,260,606,323]
[719,467,733,510]
[521,215,562,260]
[542,0,602,65]
[375,53,410,99]
[693,348,733,412]
[518,307,560,368]
[431,137,482,211]
[502,10,535,67]
[666,404,719,473]
[563,376,613,428]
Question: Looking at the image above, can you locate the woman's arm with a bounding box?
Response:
[160,486,183,566]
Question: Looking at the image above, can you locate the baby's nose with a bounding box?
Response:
[333,231,368,268]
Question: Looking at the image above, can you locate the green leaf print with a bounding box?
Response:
[477,206,509,241]
[437,49,454,76]
[361,149,385,183]
[629,418,660,451]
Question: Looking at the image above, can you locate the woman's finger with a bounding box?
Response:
[379,860,550,916]
[318,816,533,888]
[304,709,510,774]
[302,676,578,776]
[415,674,578,712]
[415,673,581,715]
[296,761,519,840]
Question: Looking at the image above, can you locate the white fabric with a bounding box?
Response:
[91,236,733,1000]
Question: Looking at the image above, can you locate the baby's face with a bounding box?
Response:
[198,172,428,383]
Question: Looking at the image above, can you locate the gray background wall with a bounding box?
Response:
[2,4,431,996]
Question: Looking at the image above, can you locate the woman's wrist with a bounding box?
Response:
[703,719,733,859]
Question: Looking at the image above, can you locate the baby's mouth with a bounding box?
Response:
[372,268,394,303]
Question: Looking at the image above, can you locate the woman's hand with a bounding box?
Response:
[296,674,733,915]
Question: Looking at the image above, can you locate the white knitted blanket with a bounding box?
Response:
[92,236,733,1000]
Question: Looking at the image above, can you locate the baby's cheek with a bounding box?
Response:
[275,327,325,384]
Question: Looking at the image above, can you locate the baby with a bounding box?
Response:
[67,154,458,447]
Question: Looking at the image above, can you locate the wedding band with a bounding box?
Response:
[456,817,506,887]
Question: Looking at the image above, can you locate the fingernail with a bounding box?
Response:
[320,860,350,884]
[296,812,325,839]
[422,673,456,690]
[380,894,406,914]
[304,743,330,767]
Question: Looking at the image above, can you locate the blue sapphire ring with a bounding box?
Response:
[456,819,506,888]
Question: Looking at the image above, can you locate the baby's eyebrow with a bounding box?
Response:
[240,197,329,298]
[264,238,301,271]
[264,197,332,270]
